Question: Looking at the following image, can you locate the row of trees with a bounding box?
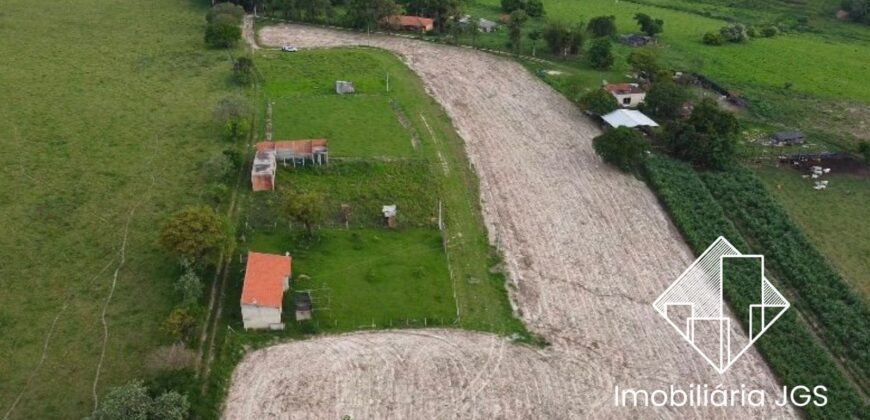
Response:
[205,2,245,48]
[703,22,780,45]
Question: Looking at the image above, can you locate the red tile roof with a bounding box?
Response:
[256,139,328,154]
[241,252,292,309]
[604,83,645,95]
[385,15,434,29]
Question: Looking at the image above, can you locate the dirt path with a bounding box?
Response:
[242,15,259,50]
[224,24,797,418]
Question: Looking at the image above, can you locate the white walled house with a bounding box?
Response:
[241,252,292,330]
[604,83,647,108]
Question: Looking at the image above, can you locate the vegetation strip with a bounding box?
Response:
[699,166,870,389]
[644,154,868,419]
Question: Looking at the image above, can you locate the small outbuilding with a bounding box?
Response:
[604,83,647,107]
[601,109,659,129]
[241,252,292,330]
[335,81,355,95]
[383,15,434,32]
[382,204,397,228]
[770,131,805,146]
[619,34,653,47]
[294,291,312,321]
[251,150,277,192]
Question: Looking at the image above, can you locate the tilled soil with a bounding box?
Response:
[223,24,796,419]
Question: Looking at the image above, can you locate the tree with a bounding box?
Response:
[205,21,242,48]
[525,0,545,17]
[207,2,245,23]
[703,31,724,45]
[588,38,614,69]
[501,0,524,12]
[641,81,690,120]
[506,10,528,56]
[587,15,617,38]
[161,307,197,341]
[592,127,649,172]
[345,0,400,31]
[88,380,189,420]
[842,0,870,24]
[232,56,255,85]
[577,89,619,115]
[527,29,542,56]
[634,13,664,36]
[760,25,779,37]
[719,23,749,43]
[283,190,325,237]
[159,206,227,264]
[213,96,252,141]
[627,48,661,79]
[174,267,203,307]
[663,98,739,169]
[543,21,585,57]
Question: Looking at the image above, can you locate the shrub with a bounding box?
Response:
[592,127,649,172]
[214,96,252,141]
[577,89,619,115]
[859,141,870,163]
[761,25,779,37]
[161,308,197,341]
[501,0,544,17]
[232,56,255,85]
[159,206,227,264]
[634,13,664,36]
[702,31,723,45]
[147,343,196,372]
[174,268,204,307]
[719,23,749,43]
[587,38,614,69]
[205,22,242,48]
[88,380,189,420]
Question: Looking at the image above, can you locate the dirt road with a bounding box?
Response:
[224,24,796,419]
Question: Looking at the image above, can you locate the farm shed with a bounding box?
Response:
[241,252,292,330]
[251,150,277,192]
[294,291,312,321]
[257,139,329,166]
[619,34,653,47]
[601,109,659,129]
[770,131,805,146]
[383,15,434,32]
[604,83,646,107]
[478,18,498,32]
[335,81,355,95]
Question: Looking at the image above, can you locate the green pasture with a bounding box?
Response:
[0,0,237,418]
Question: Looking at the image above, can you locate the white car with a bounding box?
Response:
[281,45,299,52]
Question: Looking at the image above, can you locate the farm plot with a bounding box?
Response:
[221,24,797,418]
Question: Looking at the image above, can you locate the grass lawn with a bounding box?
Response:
[247,229,456,331]
[0,0,238,418]
[754,166,870,299]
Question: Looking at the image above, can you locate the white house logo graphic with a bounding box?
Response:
[653,237,789,374]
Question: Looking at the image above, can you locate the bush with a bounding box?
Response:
[161,308,197,341]
[592,127,649,172]
[174,268,204,307]
[232,56,255,85]
[159,206,227,264]
[761,25,779,37]
[859,141,870,163]
[577,89,618,115]
[147,343,196,373]
[702,31,723,45]
[214,96,252,141]
[87,380,189,420]
[587,38,614,69]
[719,23,749,43]
[501,0,544,17]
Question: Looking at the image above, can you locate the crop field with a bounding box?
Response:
[0,0,237,418]
[755,167,870,299]
[220,23,800,419]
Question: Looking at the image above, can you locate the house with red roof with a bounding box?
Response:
[241,252,292,330]
[383,15,435,32]
[604,83,647,108]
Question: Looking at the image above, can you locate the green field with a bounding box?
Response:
[0,0,237,418]
[755,166,870,299]
[248,229,456,332]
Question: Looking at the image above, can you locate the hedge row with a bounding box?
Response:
[644,155,867,419]
[700,167,870,385]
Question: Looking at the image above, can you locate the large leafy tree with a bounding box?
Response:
[87,381,189,420]
[641,81,690,121]
[159,206,227,264]
[345,0,400,31]
[543,21,585,57]
[592,127,649,172]
[588,38,614,69]
[283,190,325,237]
[587,15,617,38]
[634,13,664,36]
[663,98,739,169]
[577,89,619,116]
[626,48,661,79]
[506,9,528,55]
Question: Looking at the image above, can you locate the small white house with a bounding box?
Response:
[241,252,292,330]
[601,109,659,129]
[604,83,647,108]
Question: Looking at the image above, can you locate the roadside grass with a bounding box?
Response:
[247,229,456,332]
[754,166,870,300]
[0,0,238,418]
